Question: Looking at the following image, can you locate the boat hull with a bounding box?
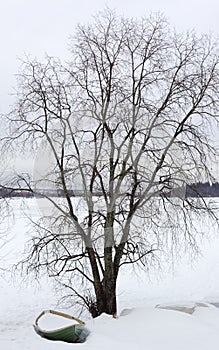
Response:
[34,324,84,343]
[33,309,88,343]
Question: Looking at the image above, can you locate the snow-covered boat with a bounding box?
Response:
[33,309,88,343]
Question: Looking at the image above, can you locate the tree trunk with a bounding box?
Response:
[103,280,117,315]
[87,245,117,317]
[103,245,117,314]
[94,277,117,317]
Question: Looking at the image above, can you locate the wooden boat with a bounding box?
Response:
[33,309,87,343]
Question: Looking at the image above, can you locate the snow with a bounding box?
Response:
[36,312,80,331]
[1,198,219,349]
[84,307,219,350]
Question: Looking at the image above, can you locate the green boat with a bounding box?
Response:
[33,309,88,343]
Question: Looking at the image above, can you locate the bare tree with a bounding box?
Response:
[2,10,219,317]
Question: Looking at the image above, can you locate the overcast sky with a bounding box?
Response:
[0,0,219,178]
[1,0,219,113]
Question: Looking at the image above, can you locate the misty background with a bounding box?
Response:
[0,0,219,180]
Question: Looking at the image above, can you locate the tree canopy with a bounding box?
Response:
[2,10,219,316]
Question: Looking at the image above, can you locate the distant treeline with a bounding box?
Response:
[185,182,219,197]
[0,188,86,198]
[0,182,219,199]
[164,182,219,198]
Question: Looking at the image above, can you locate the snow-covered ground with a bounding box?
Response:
[1,198,219,349]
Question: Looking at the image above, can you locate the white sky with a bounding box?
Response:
[0,0,218,178]
[0,0,219,113]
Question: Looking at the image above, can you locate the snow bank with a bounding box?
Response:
[81,306,219,350]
